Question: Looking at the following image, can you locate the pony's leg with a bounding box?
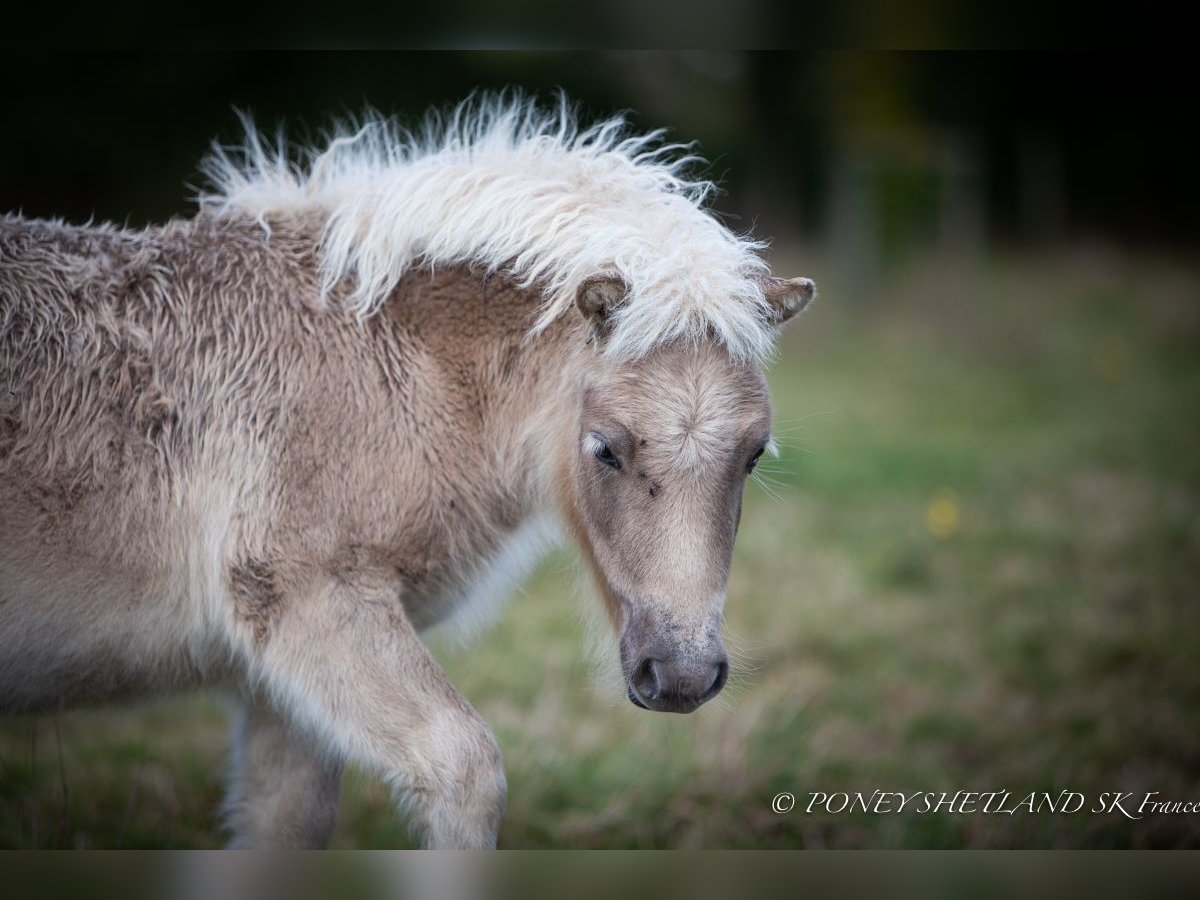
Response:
[224,700,344,848]
[249,577,506,849]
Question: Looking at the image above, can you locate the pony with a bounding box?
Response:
[0,95,814,848]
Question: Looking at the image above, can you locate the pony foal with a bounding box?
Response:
[0,98,814,847]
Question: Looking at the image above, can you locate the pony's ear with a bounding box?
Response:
[760,276,816,325]
[576,275,628,328]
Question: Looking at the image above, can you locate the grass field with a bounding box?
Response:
[2,246,1198,848]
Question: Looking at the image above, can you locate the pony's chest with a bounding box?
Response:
[404,513,560,635]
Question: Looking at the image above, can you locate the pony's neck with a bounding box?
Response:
[379,264,586,525]
[486,306,586,525]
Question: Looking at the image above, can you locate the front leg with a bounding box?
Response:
[244,574,506,849]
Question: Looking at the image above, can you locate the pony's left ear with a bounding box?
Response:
[576,275,628,328]
[760,276,816,325]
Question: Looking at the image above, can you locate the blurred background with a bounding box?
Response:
[1,51,1197,848]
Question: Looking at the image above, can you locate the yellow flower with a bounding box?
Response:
[926,489,960,540]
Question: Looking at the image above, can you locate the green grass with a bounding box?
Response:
[3,247,1198,848]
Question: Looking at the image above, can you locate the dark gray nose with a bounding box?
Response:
[627,655,728,713]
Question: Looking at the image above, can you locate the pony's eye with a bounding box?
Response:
[747,446,765,472]
[583,431,621,470]
[595,441,621,470]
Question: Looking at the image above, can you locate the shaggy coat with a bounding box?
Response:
[0,98,812,847]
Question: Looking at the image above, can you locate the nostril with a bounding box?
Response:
[703,659,729,700]
[632,657,662,700]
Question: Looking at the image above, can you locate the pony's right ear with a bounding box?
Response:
[576,276,628,328]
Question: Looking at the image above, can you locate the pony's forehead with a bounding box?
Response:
[582,344,771,449]
[594,339,768,387]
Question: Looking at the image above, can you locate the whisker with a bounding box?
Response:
[771,410,837,428]
[752,465,791,480]
[750,469,791,504]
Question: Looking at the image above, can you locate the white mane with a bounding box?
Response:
[197,94,777,361]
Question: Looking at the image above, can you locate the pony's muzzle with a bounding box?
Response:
[627,654,728,714]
